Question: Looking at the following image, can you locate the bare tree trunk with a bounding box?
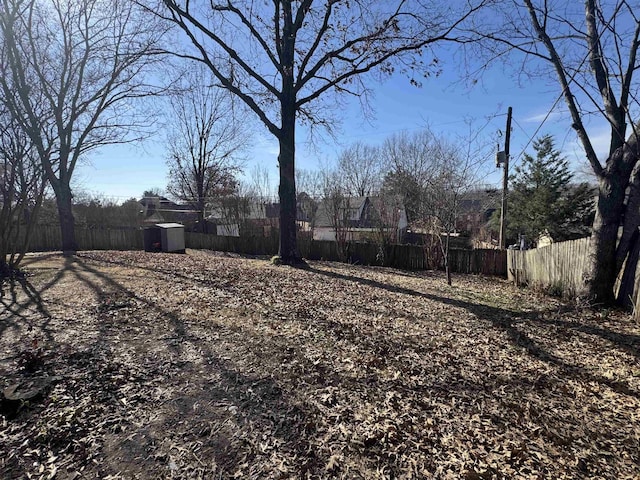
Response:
[198,203,207,233]
[584,175,627,304]
[278,104,299,264]
[10,182,46,267]
[53,182,77,254]
[277,22,300,266]
[616,143,640,274]
[585,135,640,304]
[445,232,452,286]
[437,230,452,286]
[617,230,639,308]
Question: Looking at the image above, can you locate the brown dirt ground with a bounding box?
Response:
[1,249,639,479]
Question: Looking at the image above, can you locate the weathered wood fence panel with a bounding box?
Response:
[185,232,279,255]
[22,225,143,252]
[20,226,506,277]
[507,237,640,314]
[507,237,591,296]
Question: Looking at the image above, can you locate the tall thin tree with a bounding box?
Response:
[166,67,248,233]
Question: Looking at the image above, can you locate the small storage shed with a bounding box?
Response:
[143,223,185,253]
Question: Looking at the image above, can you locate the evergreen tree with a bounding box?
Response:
[506,135,594,246]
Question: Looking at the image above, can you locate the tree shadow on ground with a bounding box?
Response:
[37,256,317,478]
[0,257,72,344]
[308,266,640,399]
[3,253,639,478]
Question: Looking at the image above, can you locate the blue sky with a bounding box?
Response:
[74,57,608,202]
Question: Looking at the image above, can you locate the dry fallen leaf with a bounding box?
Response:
[0,250,638,479]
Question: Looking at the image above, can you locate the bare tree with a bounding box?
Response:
[0,111,46,276]
[166,67,248,233]
[337,142,384,197]
[381,128,486,283]
[0,0,165,252]
[73,193,143,229]
[424,140,479,286]
[368,193,406,265]
[296,168,323,239]
[320,167,351,261]
[216,182,253,236]
[381,129,442,224]
[145,0,487,264]
[471,1,640,304]
[249,165,277,204]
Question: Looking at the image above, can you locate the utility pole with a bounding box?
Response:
[499,106,512,249]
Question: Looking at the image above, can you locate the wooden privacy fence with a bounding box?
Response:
[507,237,592,296]
[186,232,507,276]
[21,226,507,277]
[507,237,640,312]
[22,225,143,252]
[184,232,278,255]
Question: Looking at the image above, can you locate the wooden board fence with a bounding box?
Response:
[22,225,142,252]
[507,237,640,315]
[507,237,591,297]
[17,226,506,277]
[186,233,506,276]
[185,232,279,255]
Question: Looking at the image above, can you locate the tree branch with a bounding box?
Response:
[523,0,603,177]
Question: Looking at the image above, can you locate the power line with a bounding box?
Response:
[509,92,565,170]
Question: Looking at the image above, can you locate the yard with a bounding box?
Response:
[1,250,639,479]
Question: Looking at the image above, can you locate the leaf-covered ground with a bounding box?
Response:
[1,250,639,479]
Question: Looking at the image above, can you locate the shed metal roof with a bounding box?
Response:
[155,223,184,229]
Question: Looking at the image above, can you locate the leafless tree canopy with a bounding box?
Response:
[153,0,484,129]
[166,67,249,232]
[143,0,488,262]
[470,0,639,167]
[0,110,46,272]
[337,142,384,197]
[0,0,166,251]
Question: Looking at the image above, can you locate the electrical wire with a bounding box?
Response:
[508,92,566,170]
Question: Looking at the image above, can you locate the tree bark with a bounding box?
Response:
[445,232,452,286]
[53,182,77,254]
[617,229,639,308]
[585,175,625,304]
[198,202,207,233]
[277,107,299,264]
[615,137,640,273]
[585,132,640,304]
[277,6,300,265]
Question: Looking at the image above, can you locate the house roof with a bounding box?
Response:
[315,196,407,229]
[142,212,165,224]
[207,200,309,223]
[315,196,367,228]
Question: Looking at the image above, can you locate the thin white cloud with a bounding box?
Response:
[254,134,280,156]
[563,125,611,163]
[522,110,563,123]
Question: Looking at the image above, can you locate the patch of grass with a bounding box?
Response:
[545,281,565,297]
[270,255,282,265]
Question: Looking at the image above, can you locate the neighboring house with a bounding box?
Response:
[244,202,280,236]
[219,201,280,237]
[139,196,198,229]
[314,196,408,243]
[296,192,316,234]
[207,199,312,237]
[456,188,499,235]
